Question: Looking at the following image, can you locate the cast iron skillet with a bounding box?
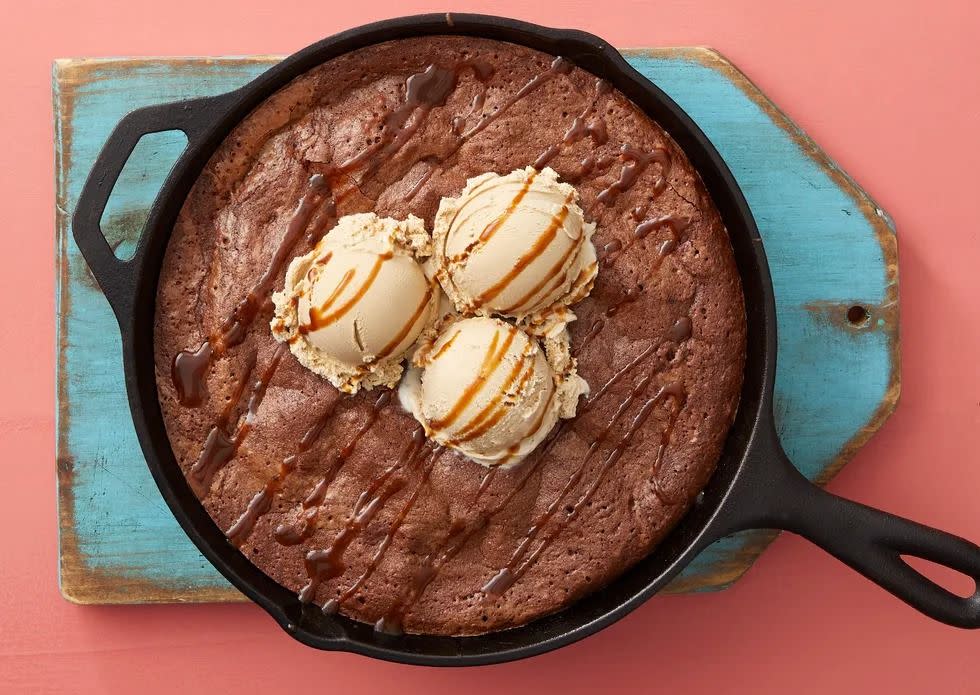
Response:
[73,13,980,665]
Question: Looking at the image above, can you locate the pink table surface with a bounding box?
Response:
[3,0,979,692]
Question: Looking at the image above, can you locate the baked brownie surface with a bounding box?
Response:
[155,36,746,635]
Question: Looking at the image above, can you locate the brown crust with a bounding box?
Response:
[154,36,746,635]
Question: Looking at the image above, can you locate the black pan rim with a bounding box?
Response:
[75,12,777,665]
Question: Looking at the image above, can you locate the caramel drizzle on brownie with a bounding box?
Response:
[578,215,692,353]
[374,317,693,632]
[188,344,286,496]
[600,214,691,269]
[595,144,671,208]
[403,56,574,198]
[482,378,687,596]
[341,64,458,177]
[322,428,440,614]
[171,176,330,407]
[350,59,494,185]
[273,391,392,546]
[533,77,612,170]
[460,56,572,142]
[299,433,443,603]
[225,400,340,547]
[195,55,707,626]
[173,56,572,411]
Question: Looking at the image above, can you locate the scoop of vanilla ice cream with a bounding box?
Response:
[272,213,440,393]
[433,167,597,321]
[400,316,588,466]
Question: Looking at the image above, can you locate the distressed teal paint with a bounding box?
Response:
[55,52,897,602]
[56,59,274,599]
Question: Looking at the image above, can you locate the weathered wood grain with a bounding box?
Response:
[54,49,899,603]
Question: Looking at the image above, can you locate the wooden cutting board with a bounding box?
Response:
[54,48,899,603]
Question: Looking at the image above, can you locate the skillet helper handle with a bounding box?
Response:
[717,429,980,628]
[72,95,229,319]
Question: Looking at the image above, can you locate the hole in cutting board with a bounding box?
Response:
[99,130,189,260]
[846,304,870,326]
[901,555,977,598]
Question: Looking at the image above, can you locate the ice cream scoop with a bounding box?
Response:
[432,167,597,322]
[272,213,440,393]
[400,316,588,466]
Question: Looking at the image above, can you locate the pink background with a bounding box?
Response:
[3,0,979,691]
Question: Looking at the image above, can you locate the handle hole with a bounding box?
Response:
[99,130,188,260]
[846,304,870,326]
[901,555,978,598]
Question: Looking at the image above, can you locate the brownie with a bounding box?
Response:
[154,35,746,635]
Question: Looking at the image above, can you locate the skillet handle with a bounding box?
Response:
[72,94,233,320]
[713,424,980,628]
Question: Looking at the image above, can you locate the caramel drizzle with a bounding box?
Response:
[569,152,618,184]
[446,170,538,266]
[424,328,460,365]
[367,60,492,179]
[353,60,493,186]
[577,216,692,353]
[188,345,286,496]
[582,342,657,411]
[476,174,535,246]
[339,64,458,177]
[226,400,338,547]
[377,420,571,634]
[481,368,658,595]
[647,386,688,506]
[324,430,442,614]
[298,267,353,333]
[305,250,333,283]
[403,161,436,202]
[375,319,692,631]
[483,379,687,596]
[476,467,498,498]
[452,91,486,135]
[458,57,572,142]
[408,56,574,193]
[171,175,331,407]
[369,282,434,364]
[398,62,494,202]
[601,214,690,268]
[299,436,443,604]
[273,391,391,546]
[533,78,611,170]
[596,144,671,208]
[499,232,579,315]
[450,63,493,134]
[301,252,391,333]
[427,326,517,432]
[599,238,622,258]
[448,344,536,445]
[457,358,537,445]
[173,59,501,408]
[469,192,575,310]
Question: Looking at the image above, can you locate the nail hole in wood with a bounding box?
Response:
[847,305,870,326]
